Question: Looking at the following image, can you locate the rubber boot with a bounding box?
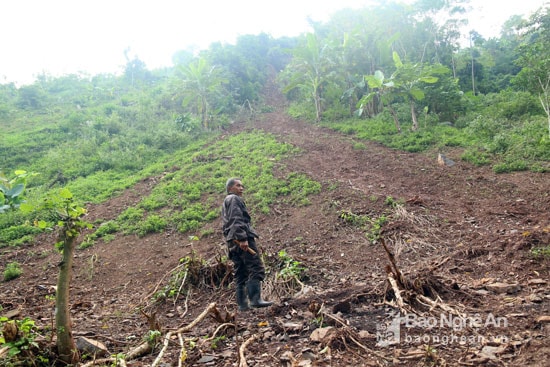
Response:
[247,279,273,308]
[236,285,250,311]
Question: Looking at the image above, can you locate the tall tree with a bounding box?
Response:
[513,6,550,137]
[358,52,447,131]
[282,33,335,122]
[176,57,228,129]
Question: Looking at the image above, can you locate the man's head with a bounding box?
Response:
[226,177,244,196]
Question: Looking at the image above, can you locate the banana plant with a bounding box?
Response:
[283,33,335,122]
[357,51,448,131]
[177,57,228,130]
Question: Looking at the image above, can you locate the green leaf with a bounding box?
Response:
[410,88,425,100]
[420,76,439,83]
[6,183,25,198]
[392,51,403,68]
[365,73,383,88]
[59,188,73,199]
[14,170,27,176]
[37,220,48,229]
[19,202,34,213]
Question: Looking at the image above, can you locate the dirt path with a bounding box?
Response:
[1,93,549,366]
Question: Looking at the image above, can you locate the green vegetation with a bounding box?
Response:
[0,317,41,362]
[323,109,549,172]
[339,199,395,243]
[3,261,22,281]
[0,3,548,250]
[1,4,548,365]
[530,245,550,259]
[276,250,307,281]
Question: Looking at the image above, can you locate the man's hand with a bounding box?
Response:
[239,240,249,252]
[232,239,257,255]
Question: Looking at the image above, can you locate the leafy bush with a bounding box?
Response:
[0,224,42,247]
[530,245,550,258]
[136,214,167,237]
[481,91,543,120]
[3,262,22,281]
[461,149,491,166]
[89,220,120,242]
[276,250,307,280]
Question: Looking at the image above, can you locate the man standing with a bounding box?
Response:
[222,178,273,311]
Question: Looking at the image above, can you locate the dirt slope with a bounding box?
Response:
[1,90,549,366]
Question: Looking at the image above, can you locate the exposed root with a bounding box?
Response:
[314,306,392,362]
[238,334,258,367]
[143,252,232,309]
[380,236,466,318]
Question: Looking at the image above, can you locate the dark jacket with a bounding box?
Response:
[222,194,258,242]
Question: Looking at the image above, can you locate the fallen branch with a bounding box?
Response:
[82,336,156,367]
[125,340,154,360]
[177,288,191,318]
[0,346,9,359]
[151,302,217,367]
[177,332,185,367]
[416,294,464,317]
[238,334,258,367]
[82,302,217,367]
[203,322,235,343]
[347,334,392,362]
[173,269,188,307]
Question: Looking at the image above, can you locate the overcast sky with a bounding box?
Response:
[0,0,545,86]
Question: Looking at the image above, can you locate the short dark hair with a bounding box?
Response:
[226,177,240,193]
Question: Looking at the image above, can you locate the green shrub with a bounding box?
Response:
[276,250,307,280]
[482,91,542,119]
[92,220,120,240]
[0,225,42,248]
[137,214,167,237]
[3,262,22,281]
[286,173,321,206]
[530,245,550,258]
[461,148,491,166]
[352,142,366,150]
[493,160,528,173]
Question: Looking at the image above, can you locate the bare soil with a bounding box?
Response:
[1,87,549,366]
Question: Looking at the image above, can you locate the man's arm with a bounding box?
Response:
[223,195,249,243]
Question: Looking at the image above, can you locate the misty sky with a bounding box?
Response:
[0,0,545,85]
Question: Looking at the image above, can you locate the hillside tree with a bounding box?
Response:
[358,52,447,131]
[23,188,91,365]
[282,33,336,122]
[513,6,550,137]
[177,57,228,129]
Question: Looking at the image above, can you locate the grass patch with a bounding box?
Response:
[321,113,549,172]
